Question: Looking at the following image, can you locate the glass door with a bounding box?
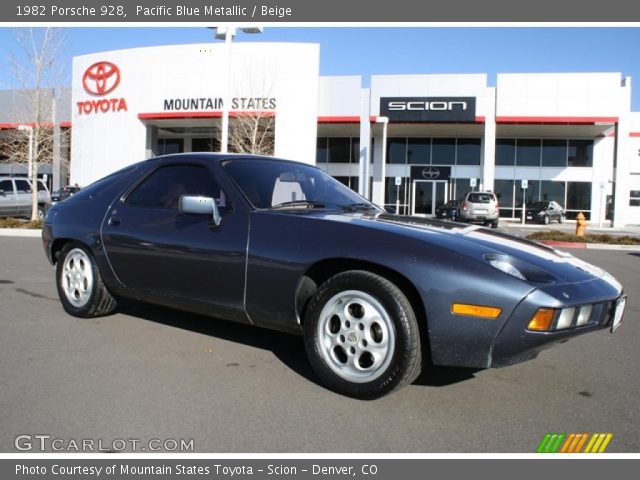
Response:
[411,180,448,216]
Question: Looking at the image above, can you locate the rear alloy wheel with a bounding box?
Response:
[543,214,550,225]
[56,242,118,318]
[558,214,565,224]
[304,270,422,399]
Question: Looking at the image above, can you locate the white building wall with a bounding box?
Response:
[71,43,320,186]
[496,73,629,118]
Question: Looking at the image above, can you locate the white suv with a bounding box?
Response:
[459,191,499,228]
[0,177,51,219]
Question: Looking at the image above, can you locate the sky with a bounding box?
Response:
[1,27,640,110]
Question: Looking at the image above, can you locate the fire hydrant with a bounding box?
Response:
[576,212,587,236]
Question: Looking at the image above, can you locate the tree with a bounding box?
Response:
[0,28,67,221]
[219,67,276,156]
[227,112,275,155]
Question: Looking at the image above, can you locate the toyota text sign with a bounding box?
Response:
[380,97,476,122]
[77,61,128,115]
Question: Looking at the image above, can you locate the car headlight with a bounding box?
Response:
[484,253,557,283]
[487,258,527,280]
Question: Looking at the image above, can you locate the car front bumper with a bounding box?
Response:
[489,276,624,367]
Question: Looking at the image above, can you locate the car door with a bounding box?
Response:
[0,180,17,216]
[13,179,33,217]
[101,161,250,322]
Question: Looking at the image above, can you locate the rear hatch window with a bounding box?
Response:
[467,193,493,203]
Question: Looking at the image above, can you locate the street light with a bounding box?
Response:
[17,125,34,178]
[212,26,264,153]
[376,116,389,209]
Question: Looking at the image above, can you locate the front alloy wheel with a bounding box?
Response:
[56,242,118,317]
[304,270,422,399]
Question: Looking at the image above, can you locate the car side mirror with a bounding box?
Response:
[179,195,221,227]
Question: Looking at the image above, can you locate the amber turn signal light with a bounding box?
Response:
[528,308,555,331]
[452,303,502,319]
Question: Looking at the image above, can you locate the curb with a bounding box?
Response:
[0,228,42,238]
[539,240,640,251]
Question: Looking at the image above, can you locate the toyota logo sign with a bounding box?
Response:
[421,167,441,179]
[82,61,121,96]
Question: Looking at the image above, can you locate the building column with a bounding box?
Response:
[52,95,61,192]
[358,88,371,199]
[613,116,632,228]
[481,87,496,192]
[145,125,158,159]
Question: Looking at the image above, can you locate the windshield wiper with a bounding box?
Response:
[270,200,327,210]
[339,202,379,212]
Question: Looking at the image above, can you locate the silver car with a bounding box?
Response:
[0,177,51,219]
[459,191,499,228]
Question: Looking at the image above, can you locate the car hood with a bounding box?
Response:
[294,210,621,288]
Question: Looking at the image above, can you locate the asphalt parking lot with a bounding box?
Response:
[0,236,638,453]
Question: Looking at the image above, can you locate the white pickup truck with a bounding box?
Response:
[0,177,51,219]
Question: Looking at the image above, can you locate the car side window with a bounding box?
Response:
[14,180,31,193]
[36,181,47,192]
[126,164,226,210]
[0,180,13,193]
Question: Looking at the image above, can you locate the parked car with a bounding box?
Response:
[42,154,626,399]
[458,191,499,228]
[0,176,51,219]
[435,199,460,220]
[526,201,565,224]
[51,185,81,204]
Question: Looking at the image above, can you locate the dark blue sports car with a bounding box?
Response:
[42,154,626,399]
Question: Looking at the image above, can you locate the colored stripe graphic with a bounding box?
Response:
[538,433,613,453]
[537,433,565,453]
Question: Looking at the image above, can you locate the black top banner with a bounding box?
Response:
[381,97,477,123]
[2,0,640,22]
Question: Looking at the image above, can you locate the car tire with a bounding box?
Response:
[56,242,118,318]
[491,219,499,229]
[36,204,47,221]
[558,214,565,224]
[303,270,422,399]
[543,215,550,225]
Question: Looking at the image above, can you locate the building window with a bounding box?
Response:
[540,181,566,205]
[496,139,516,166]
[316,138,328,163]
[351,138,360,164]
[407,138,430,164]
[566,181,592,219]
[384,176,409,214]
[456,138,481,165]
[157,138,184,155]
[630,190,640,207]
[541,139,567,167]
[516,139,541,167]
[494,179,514,217]
[568,140,593,167]
[192,137,220,152]
[333,176,359,192]
[328,137,351,163]
[432,138,456,165]
[387,138,407,164]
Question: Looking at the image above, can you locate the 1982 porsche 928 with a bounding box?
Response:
[42,154,626,399]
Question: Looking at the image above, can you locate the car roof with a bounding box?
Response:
[146,152,321,170]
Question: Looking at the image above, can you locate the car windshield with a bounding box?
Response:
[223,159,378,211]
[532,201,549,209]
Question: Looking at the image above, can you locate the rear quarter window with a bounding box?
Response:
[68,165,138,202]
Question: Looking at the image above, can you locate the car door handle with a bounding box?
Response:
[108,217,121,226]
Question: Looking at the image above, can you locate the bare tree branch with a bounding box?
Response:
[0,27,68,220]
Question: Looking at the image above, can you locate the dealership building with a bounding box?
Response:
[2,41,640,227]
